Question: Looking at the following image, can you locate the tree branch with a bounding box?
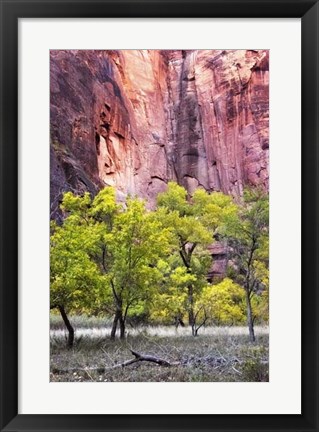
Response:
[102,245,107,273]
[52,350,179,375]
[187,242,197,259]
[111,279,120,304]
[179,249,190,268]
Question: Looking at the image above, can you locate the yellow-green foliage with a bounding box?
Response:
[221,188,269,336]
[149,265,195,323]
[50,183,269,329]
[251,259,269,323]
[106,197,174,312]
[50,220,104,313]
[51,187,174,323]
[197,278,245,325]
[154,182,240,324]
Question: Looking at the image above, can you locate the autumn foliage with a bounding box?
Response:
[50,182,269,346]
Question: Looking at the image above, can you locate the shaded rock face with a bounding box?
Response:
[50,49,269,217]
[207,242,229,282]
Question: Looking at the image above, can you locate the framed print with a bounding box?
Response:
[0,0,318,431]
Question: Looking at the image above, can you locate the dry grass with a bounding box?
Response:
[50,323,269,383]
[50,325,268,339]
[50,314,112,330]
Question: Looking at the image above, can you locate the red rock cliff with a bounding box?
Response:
[50,49,269,215]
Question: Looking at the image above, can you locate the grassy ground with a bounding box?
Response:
[50,316,269,382]
[50,314,113,330]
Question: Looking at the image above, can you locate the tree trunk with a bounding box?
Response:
[58,305,74,348]
[191,324,198,337]
[245,290,255,342]
[175,316,185,328]
[110,310,121,340]
[188,285,194,327]
[119,315,125,339]
[110,308,126,340]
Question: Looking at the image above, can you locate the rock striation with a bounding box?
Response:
[50,49,269,211]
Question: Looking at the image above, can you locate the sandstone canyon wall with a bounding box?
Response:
[50,49,269,216]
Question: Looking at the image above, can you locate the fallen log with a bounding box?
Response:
[51,350,179,375]
[130,350,174,366]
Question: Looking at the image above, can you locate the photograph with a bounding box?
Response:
[49,49,269,382]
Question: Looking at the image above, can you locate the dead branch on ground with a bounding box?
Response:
[52,350,179,375]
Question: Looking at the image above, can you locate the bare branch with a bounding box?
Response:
[52,350,179,375]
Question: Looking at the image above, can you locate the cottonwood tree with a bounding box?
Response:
[50,211,103,347]
[105,197,173,339]
[52,188,173,341]
[149,261,195,326]
[50,188,119,344]
[223,189,269,342]
[156,182,237,330]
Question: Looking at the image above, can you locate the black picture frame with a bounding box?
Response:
[0,1,318,431]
